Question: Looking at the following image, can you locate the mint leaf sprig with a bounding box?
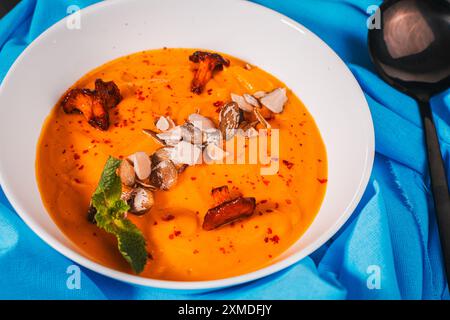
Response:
[91,156,147,273]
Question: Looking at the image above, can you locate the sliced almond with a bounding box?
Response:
[188,113,216,131]
[142,129,166,146]
[118,159,136,187]
[155,116,172,131]
[259,88,287,114]
[231,93,254,112]
[253,91,267,99]
[180,122,203,144]
[170,140,202,165]
[204,143,228,162]
[156,126,183,145]
[243,94,260,107]
[128,151,152,180]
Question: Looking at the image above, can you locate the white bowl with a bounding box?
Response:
[0,0,374,291]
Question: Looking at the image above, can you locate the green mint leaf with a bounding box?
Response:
[92,156,147,273]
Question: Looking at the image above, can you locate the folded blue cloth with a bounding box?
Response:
[0,0,448,300]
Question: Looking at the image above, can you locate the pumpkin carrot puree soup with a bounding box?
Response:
[36,48,327,281]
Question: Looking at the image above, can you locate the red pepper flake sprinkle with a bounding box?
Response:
[82,149,89,154]
[190,177,197,181]
[156,70,162,75]
[213,100,223,107]
[260,199,268,204]
[174,230,182,237]
[74,178,81,184]
[62,149,66,154]
[73,153,80,160]
[78,165,84,171]
[193,249,199,254]
[285,199,292,205]
[282,160,294,170]
[267,227,273,234]
[271,235,280,244]
[317,178,328,184]
[262,179,270,186]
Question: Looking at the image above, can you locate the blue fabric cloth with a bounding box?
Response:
[0,0,449,300]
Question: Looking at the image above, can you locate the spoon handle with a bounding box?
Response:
[419,100,450,285]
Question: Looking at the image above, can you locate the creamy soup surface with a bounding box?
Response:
[36,48,327,280]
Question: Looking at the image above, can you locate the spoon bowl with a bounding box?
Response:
[368,0,450,100]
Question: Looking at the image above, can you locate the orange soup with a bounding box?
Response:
[36,48,327,281]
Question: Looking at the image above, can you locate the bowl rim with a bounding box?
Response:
[0,0,374,290]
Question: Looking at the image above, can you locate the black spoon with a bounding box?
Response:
[368,0,450,286]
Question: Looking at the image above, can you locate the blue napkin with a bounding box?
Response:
[0,0,449,300]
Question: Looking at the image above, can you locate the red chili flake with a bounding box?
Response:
[271,235,280,244]
[62,149,66,154]
[262,179,270,186]
[213,101,223,107]
[282,160,294,170]
[264,237,269,243]
[193,249,199,254]
[260,199,268,204]
[318,159,322,163]
[74,178,81,184]
[169,234,174,240]
[174,230,182,237]
[227,180,233,184]
[254,225,259,229]
[78,165,84,171]
[219,247,226,254]
[156,70,162,75]
[268,254,273,258]
[161,214,175,221]
[153,221,158,226]
[318,178,328,184]
[82,149,89,154]
[190,177,197,181]
[267,228,273,234]
[266,209,273,213]
[166,84,172,90]
[207,89,213,95]
[73,153,80,160]
[103,139,111,144]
